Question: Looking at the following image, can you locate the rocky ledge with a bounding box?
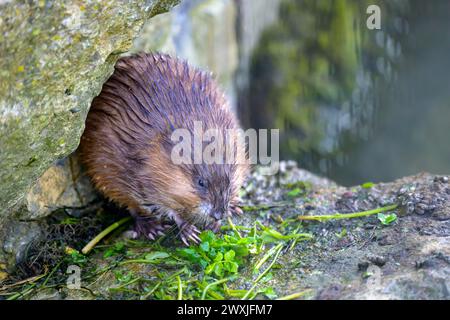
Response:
[1,161,448,300]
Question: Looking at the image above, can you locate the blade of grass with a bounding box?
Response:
[82,217,132,254]
[0,273,47,292]
[227,216,242,239]
[42,261,62,287]
[141,282,161,300]
[298,204,398,222]
[254,245,277,271]
[220,225,252,231]
[289,226,301,251]
[242,201,293,212]
[276,289,312,300]
[242,243,283,300]
[195,281,225,300]
[176,276,183,300]
[201,277,232,300]
[109,277,142,292]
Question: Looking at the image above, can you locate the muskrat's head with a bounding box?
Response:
[137,132,249,232]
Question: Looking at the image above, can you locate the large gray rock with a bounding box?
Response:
[0,0,180,272]
[24,155,96,220]
[0,0,179,224]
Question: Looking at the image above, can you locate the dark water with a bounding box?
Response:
[242,0,450,186]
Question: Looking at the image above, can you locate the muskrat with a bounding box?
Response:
[79,53,249,245]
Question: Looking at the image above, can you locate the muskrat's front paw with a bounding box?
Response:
[133,216,170,241]
[178,222,201,246]
[229,204,243,216]
[206,220,222,233]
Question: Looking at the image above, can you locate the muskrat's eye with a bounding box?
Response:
[198,178,206,188]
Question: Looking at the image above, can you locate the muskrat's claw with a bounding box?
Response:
[179,223,201,246]
[132,215,170,241]
[229,205,243,216]
[206,220,222,233]
[171,213,201,245]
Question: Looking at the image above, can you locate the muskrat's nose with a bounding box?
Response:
[212,211,224,221]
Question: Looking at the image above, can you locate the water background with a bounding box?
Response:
[241,0,450,186]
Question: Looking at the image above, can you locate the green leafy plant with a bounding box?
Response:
[177,231,253,274]
[5,215,314,301]
[361,182,375,189]
[377,213,397,225]
[66,250,88,266]
[335,228,347,239]
[103,242,126,258]
[286,188,303,198]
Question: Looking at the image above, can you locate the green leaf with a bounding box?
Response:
[261,273,273,283]
[214,263,224,277]
[200,241,210,252]
[377,213,397,225]
[262,287,277,299]
[286,188,303,197]
[177,248,199,261]
[335,228,347,239]
[283,181,310,190]
[103,242,125,258]
[68,251,87,265]
[60,217,80,225]
[362,182,375,189]
[114,242,125,251]
[200,230,216,243]
[232,246,250,257]
[214,252,224,262]
[145,251,170,261]
[209,247,217,257]
[224,250,235,261]
[114,271,134,283]
[205,263,215,275]
[224,261,239,273]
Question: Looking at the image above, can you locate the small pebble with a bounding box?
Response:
[368,254,387,267]
[358,261,369,271]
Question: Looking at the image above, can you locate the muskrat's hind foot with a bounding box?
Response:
[131,215,170,241]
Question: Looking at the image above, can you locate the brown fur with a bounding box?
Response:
[78,53,248,231]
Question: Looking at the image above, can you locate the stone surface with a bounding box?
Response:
[24,155,96,220]
[0,0,179,223]
[237,166,450,300]
[1,220,43,268]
